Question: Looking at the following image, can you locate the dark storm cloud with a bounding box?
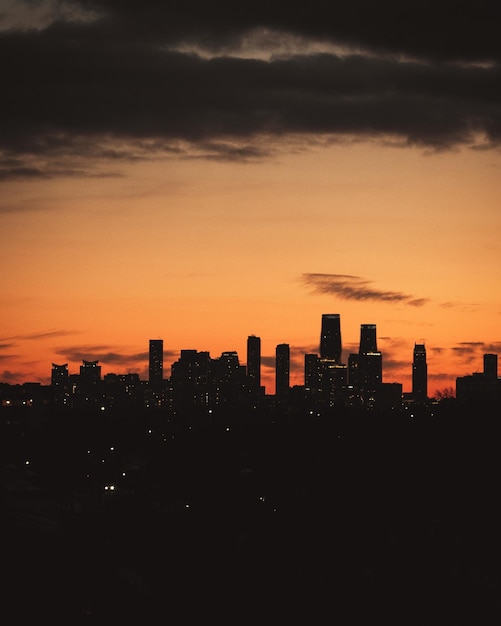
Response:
[1,1,500,178]
[302,273,428,306]
[76,0,501,63]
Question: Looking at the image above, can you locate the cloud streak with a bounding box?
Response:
[0,329,79,343]
[302,273,429,306]
[53,344,179,368]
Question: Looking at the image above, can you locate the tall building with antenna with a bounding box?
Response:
[246,335,261,395]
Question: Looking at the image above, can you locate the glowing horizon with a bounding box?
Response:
[1,2,500,397]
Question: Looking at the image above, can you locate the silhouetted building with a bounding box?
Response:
[320,314,342,363]
[212,351,247,408]
[77,360,102,406]
[348,353,360,387]
[80,359,101,383]
[51,363,70,406]
[358,324,382,405]
[171,350,211,409]
[51,363,69,386]
[456,353,501,406]
[379,382,403,409]
[275,343,290,402]
[412,343,428,401]
[359,324,377,354]
[304,353,321,392]
[319,359,347,407]
[149,339,163,386]
[484,353,498,380]
[103,373,142,408]
[247,335,261,394]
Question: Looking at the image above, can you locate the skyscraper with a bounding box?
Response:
[484,353,498,380]
[358,324,382,404]
[320,314,342,363]
[149,339,163,386]
[304,353,321,391]
[412,343,428,401]
[359,324,378,354]
[80,359,101,383]
[275,343,290,401]
[51,362,69,386]
[51,363,69,406]
[348,353,360,388]
[247,335,261,392]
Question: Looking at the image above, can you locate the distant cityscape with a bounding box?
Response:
[3,315,501,624]
[1,313,499,412]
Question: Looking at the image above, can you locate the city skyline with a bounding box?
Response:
[1,2,500,396]
[3,314,499,400]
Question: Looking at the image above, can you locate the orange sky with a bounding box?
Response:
[1,2,500,397]
[1,141,500,395]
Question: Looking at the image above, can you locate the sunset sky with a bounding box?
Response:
[1,0,500,395]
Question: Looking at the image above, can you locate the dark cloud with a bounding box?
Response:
[440,301,480,312]
[430,347,444,354]
[0,342,17,351]
[1,1,500,179]
[450,341,501,363]
[74,1,501,63]
[0,370,21,383]
[54,344,180,368]
[260,356,276,370]
[54,345,149,365]
[382,358,410,374]
[452,341,486,354]
[428,372,455,381]
[302,273,428,306]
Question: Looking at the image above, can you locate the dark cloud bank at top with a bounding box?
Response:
[1,0,500,178]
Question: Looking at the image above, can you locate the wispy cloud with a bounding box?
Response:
[0,329,79,342]
[0,370,21,383]
[54,345,147,365]
[302,273,428,306]
[53,344,179,368]
[440,301,480,313]
[0,342,17,351]
[448,341,500,368]
[451,341,501,358]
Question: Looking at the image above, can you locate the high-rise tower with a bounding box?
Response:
[484,353,498,380]
[359,324,377,354]
[320,314,342,363]
[275,343,290,401]
[51,363,69,387]
[412,343,428,401]
[358,324,382,403]
[247,335,261,393]
[149,339,164,386]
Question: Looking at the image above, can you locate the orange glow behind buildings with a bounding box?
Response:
[2,142,500,396]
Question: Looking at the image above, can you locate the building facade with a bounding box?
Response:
[320,313,342,363]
